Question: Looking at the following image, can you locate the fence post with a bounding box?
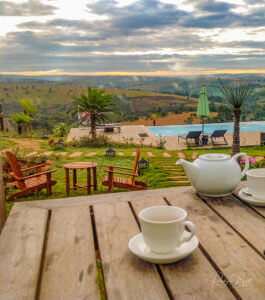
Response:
[0,159,6,232]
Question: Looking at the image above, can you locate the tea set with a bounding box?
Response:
[176,152,265,205]
[129,206,198,264]
[129,153,265,264]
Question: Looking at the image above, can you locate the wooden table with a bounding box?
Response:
[0,183,264,299]
[64,162,98,196]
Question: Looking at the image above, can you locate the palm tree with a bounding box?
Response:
[68,87,117,139]
[151,113,161,126]
[219,81,253,155]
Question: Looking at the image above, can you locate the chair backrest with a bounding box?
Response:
[211,130,227,138]
[5,151,23,178]
[131,148,141,182]
[186,131,202,139]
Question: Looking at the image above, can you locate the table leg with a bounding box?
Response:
[65,168,70,196]
[87,168,91,195]
[93,167,97,191]
[73,169,77,190]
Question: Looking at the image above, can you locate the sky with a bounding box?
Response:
[0,0,264,76]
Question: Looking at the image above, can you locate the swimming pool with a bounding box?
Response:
[148,121,265,136]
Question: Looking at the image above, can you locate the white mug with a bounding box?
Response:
[246,168,265,201]
[139,206,196,253]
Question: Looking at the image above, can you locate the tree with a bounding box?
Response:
[150,113,161,126]
[68,87,117,139]
[209,100,217,112]
[11,112,32,134]
[219,81,253,155]
[216,104,233,122]
[184,115,193,124]
[19,99,38,131]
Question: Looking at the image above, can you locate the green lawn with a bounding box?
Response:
[4,146,178,213]
[0,137,16,151]
[2,136,265,214]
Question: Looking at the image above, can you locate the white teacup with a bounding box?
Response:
[139,206,196,253]
[246,168,265,201]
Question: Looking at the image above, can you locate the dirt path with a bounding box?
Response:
[9,138,43,151]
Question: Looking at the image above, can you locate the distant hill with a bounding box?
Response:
[124,112,218,126]
[0,82,200,131]
[1,73,264,101]
[0,83,198,115]
[0,74,264,130]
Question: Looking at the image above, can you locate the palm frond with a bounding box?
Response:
[67,86,117,120]
[219,80,253,108]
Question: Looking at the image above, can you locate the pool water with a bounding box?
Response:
[148,121,265,136]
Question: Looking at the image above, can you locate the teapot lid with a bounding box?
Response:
[199,153,231,161]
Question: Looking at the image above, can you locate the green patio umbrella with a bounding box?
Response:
[197,85,210,133]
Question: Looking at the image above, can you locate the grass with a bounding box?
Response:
[3,145,178,213]
[3,139,265,214]
[183,145,265,157]
[0,137,15,151]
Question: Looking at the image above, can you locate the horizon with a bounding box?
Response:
[0,0,265,75]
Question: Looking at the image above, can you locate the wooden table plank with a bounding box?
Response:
[165,190,265,299]
[39,206,100,300]
[93,201,169,300]
[200,194,265,257]
[20,186,193,209]
[0,204,48,299]
[131,197,234,299]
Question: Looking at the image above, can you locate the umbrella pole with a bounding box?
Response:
[202,117,204,134]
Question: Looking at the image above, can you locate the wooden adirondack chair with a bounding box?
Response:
[102,148,148,193]
[5,151,57,201]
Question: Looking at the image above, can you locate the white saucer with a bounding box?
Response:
[242,187,252,196]
[238,187,265,207]
[128,232,198,264]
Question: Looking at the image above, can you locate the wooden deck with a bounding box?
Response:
[0,184,264,299]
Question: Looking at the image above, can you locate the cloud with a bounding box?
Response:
[0,0,264,73]
[194,0,234,13]
[87,0,188,31]
[0,0,57,16]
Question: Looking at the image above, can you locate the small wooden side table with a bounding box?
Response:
[63,162,98,196]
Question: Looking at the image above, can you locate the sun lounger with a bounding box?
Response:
[96,123,121,133]
[178,131,202,146]
[209,130,227,145]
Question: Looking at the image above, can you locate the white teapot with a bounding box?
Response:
[176,153,249,197]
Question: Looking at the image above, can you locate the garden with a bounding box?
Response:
[1,132,265,214]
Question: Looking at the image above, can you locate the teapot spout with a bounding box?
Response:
[176,159,199,184]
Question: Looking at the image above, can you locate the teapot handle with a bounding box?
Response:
[232,153,249,178]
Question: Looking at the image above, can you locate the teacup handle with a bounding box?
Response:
[232,153,249,177]
[181,221,196,244]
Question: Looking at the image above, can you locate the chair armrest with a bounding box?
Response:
[19,169,56,180]
[21,164,46,172]
[103,165,133,170]
[104,170,138,177]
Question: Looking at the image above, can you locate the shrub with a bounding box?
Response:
[240,156,265,181]
[69,135,140,149]
[74,135,110,148]
[156,135,166,150]
[53,123,68,137]
[48,139,55,146]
